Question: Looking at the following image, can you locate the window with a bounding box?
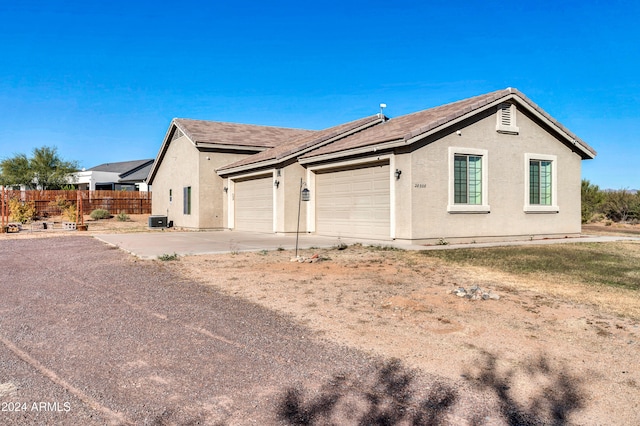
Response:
[524,154,558,213]
[183,186,191,215]
[454,155,482,204]
[448,147,489,213]
[529,160,552,205]
[169,189,172,203]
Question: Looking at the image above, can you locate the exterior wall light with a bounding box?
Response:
[301,187,310,201]
[274,180,280,188]
[223,186,228,193]
[296,180,311,258]
[395,169,402,180]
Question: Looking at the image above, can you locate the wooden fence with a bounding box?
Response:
[4,190,152,217]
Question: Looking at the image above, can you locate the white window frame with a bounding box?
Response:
[524,153,559,213]
[448,147,490,213]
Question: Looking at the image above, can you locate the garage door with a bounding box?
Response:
[234,175,273,232]
[315,162,390,239]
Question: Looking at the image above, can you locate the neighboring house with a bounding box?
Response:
[75,159,154,191]
[148,88,596,243]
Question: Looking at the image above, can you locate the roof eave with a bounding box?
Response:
[119,160,154,179]
[196,143,270,152]
[298,139,405,165]
[217,159,277,177]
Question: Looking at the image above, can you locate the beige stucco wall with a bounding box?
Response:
[277,163,308,233]
[406,105,583,242]
[151,134,200,228]
[197,151,249,229]
[151,134,252,229]
[392,152,412,239]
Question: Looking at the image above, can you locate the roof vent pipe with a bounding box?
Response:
[379,103,387,120]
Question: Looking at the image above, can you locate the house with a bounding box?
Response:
[147,88,596,243]
[75,159,154,191]
[146,119,314,228]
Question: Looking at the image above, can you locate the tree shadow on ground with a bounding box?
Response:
[467,352,584,426]
[277,353,584,425]
[278,358,456,426]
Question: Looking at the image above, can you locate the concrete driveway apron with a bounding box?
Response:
[93,230,640,259]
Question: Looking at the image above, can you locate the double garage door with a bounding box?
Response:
[234,175,273,232]
[315,162,390,239]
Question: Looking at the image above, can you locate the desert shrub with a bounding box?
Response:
[116,211,130,222]
[90,209,110,220]
[8,198,36,223]
[49,196,77,222]
[63,203,77,222]
[49,195,70,212]
[157,253,179,261]
[581,179,605,223]
[602,190,640,222]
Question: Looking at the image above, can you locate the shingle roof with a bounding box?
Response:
[118,162,154,183]
[89,159,154,174]
[300,88,596,160]
[174,118,315,148]
[217,115,383,173]
[147,118,314,184]
[150,88,595,184]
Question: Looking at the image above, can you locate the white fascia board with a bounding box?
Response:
[298,139,404,165]
[196,143,269,152]
[217,159,276,177]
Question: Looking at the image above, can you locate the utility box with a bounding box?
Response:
[148,215,168,228]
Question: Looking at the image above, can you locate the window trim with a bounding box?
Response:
[448,147,490,213]
[524,153,559,213]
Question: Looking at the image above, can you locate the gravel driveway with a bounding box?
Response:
[0,237,387,425]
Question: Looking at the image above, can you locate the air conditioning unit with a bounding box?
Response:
[148,215,168,228]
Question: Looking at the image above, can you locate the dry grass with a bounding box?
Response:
[419,242,640,319]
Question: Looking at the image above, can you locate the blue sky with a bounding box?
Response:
[1,0,638,189]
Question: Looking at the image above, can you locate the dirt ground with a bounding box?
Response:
[2,217,639,424]
[1,214,154,238]
[583,221,640,236]
[168,243,640,425]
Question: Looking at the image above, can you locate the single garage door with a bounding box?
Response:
[234,175,273,232]
[315,162,390,239]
